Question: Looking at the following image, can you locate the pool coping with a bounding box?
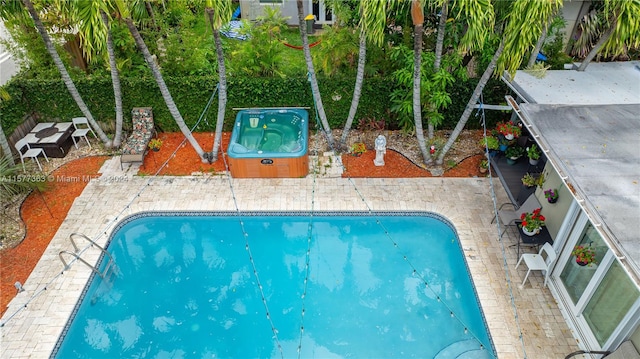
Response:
[0,175,579,358]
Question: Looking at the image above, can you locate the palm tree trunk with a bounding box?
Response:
[433,1,448,70]
[0,88,13,164]
[22,0,111,147]
[123,18,206,161]
[296,0,335,149]
[340,32,366,148]
[411,0,430,165]
[577,18,617,72]
[101,10,123,148]
[436,41,505,166]
[210,27,227,161]
[429,0,448,140]
[144,1,158,30]
[0,122,14,165]
[527,16,551,67]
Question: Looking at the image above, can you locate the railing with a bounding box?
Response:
[58,232,115,279]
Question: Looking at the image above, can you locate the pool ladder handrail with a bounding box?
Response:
[58,232,115,279]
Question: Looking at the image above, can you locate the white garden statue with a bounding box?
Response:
[374,134,386,166]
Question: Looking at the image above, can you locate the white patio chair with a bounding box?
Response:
[14,138,49,172]
[515,242,556,287]
[492,193,542,238]
[71,117,97,150]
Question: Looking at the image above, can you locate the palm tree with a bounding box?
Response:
[435,40,504,166]
[114,0,207,161]
[495,0,559,77]
[204,0,233,162]
[429,0,448,140]
[100,8,124,148]
[527,13,554,68]
[73,0,124,148]
[21,0,112,147]
[340,0,388,148]
[577,0,640,71]
[295,0,335,149]
[0,88,14,164]
[436,0,560,166]
[410,0,430,165]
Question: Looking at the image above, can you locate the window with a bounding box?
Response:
[560,222,605,303]
[583,260,639,345]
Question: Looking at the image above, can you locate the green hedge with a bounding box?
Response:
[1,74,507,135]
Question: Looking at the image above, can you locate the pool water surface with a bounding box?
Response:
[53,212,495,358]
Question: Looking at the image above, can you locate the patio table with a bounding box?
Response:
[23,122,74,158]
[515,220,554,258]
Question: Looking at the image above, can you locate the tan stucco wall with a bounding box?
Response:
[536,162,572,239]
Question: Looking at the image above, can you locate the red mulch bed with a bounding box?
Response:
[1,156,107,316]
[0,132,486,316]
[341,149,484,178]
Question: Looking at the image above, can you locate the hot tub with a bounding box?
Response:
[227,108,309,178]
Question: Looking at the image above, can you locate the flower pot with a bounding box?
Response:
[505,133,514,140]
[506,157,517,165]
[151,147,160,152]
[499,144,508,152]
[576,259,589,267]
[547,197,558,204]
[522,226,540,236]
[529,158,539,166]
[479,167,488,174]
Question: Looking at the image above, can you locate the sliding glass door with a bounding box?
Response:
[559,222,604,304]
[582,261,639,345]
[555,213,640,348]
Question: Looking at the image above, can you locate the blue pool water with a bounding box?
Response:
[53,212,495,358]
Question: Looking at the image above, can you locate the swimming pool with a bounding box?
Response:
[53,212,495,358]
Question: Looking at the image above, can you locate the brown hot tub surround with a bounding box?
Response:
[227,108,309,178]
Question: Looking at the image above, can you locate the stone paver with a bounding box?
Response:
[0,157,579,358]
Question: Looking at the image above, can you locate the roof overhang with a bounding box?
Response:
[518,103,640,276]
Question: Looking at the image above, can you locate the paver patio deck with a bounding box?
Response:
[0,157,579,358]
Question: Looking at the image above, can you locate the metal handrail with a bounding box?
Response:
[58,250,107,279]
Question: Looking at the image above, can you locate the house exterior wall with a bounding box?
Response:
[0,21,20,86]
[561,0,592,49]
[537,162,573,239]
[239,0,308,26]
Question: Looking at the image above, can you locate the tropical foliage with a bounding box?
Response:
[0,0,634,163]
[0,156,46,204]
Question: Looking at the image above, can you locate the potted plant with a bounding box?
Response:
[505,146,525,164]
[544,188,559,203]
[496,121,521,140]
[148,138,163,151]
[506,146,524,159]
[571,245,597,266]
[350,142,367,157]
[527,144,541,165]
[478,137,499,152]
[498,136,510,152]
[479,159,489,174]
[521,173,538,187]
[519,208,545,236]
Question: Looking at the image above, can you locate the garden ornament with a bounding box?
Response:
[374,135,387,166]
